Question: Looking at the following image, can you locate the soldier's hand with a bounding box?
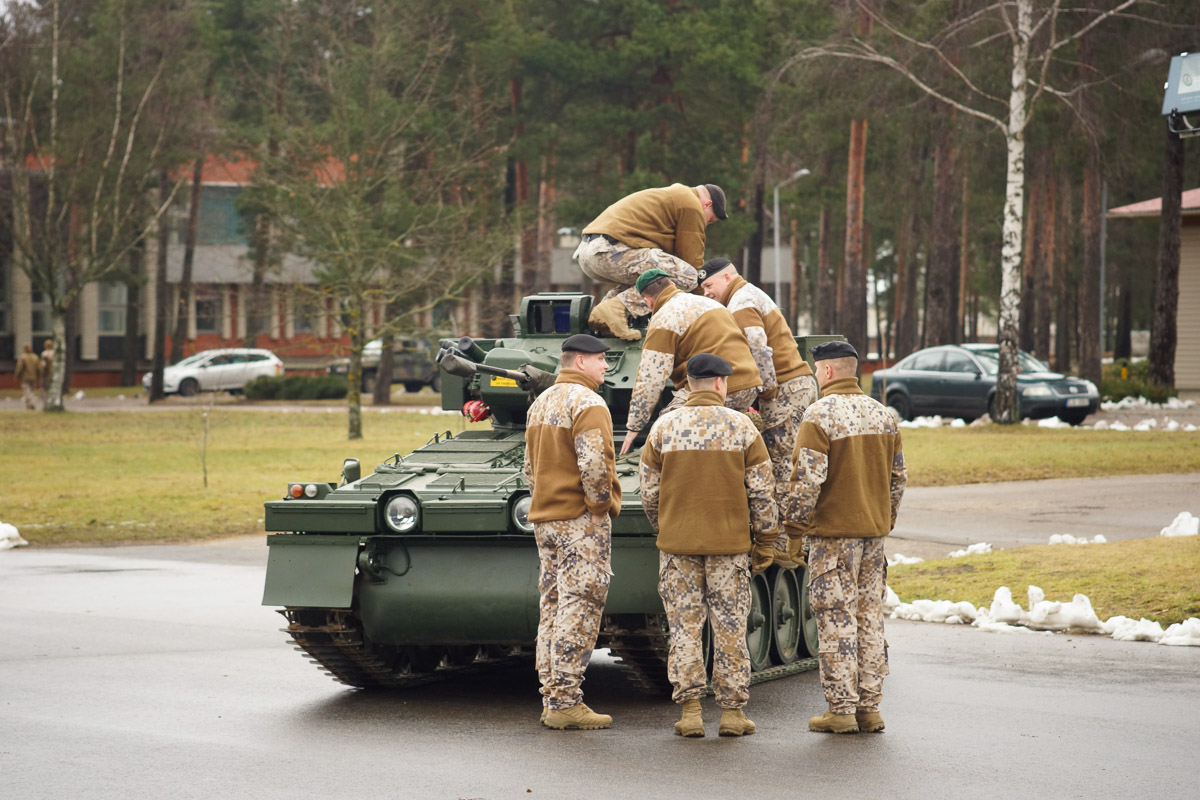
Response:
[619,432,635,456]
[591,512,607,527]
[751,542,774,574]
[786,536,806,569]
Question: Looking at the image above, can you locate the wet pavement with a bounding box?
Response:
[1,542,1196,800]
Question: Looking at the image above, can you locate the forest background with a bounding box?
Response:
[2,0,1198,419]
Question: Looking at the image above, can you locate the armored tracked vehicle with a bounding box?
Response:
[262,293,843,694]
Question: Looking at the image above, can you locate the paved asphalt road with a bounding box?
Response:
[2,540,1197,800]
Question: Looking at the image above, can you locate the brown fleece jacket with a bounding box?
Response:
[582,184,707,267]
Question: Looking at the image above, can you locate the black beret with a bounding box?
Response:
[705,184,728,220]
[811,340,859,361]
[698,257,733,283]
[562,333,610,354]
[687,352,733,378]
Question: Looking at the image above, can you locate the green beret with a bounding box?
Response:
[686,353,733,378]
[561,333,610,354]
[635,268,670,293]
[811,341,859,361]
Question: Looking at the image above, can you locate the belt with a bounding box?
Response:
[582,233,619,245]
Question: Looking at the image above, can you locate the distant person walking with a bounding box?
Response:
[15,343,43,410]
[574,183,728,341]
[39,339,55,402]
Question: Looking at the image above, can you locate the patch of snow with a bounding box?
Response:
[1037,417,1071,428]
[884,585,901,613]
[887,553,924,566]
[0,521,30,551]
[1159,511,1199,537]
[949,418,967,428]
[949,542,992,558]
[890,598,979,625]
[1160,618,1200,647]
[1102,616,1165,642]
[73,389,85,400]
[1027,593,1104,632]
[1101,396,1197,411]
[1132,418,1157,431]
[1048,533,1107,545]
[899,415,946,428]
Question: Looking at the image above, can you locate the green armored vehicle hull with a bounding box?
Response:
[263,293,844,693]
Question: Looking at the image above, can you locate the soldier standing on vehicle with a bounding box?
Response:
[619,269,761,455]
[574,183,728,341]
[14,343,43,411]
[699,257,818,565]
[522,333,622,730]
[639,353,778,737]
[782,341,906,735]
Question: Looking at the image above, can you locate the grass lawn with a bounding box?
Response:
[2,407,1199,547]
[1,407,467,546]
[887,536,1200,625]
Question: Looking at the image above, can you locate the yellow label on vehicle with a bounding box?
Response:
[490,375,519,388]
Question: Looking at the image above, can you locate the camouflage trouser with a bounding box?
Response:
[20,381,39,410]
[661,386,758,418]
[658,551,751,708]
[761,374,817,551]
[806,536,889,713]
[534,512,613,710]
[573,235,698,318]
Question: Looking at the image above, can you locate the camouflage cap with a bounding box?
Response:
[635,268,670,293]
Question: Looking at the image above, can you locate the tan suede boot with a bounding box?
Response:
[718,708,757,737]
[856,709,885,732]
[673,698,705,737]
[588,297,641,341]
[808,709,859,734]
[542,702,612,730]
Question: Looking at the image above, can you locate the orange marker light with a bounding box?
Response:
[289,484,304,498]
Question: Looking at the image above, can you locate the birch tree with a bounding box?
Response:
[793,0,1138,422]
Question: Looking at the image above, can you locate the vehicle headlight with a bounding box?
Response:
[513,494,534,534]
[384,495,419,533]
[1022,386,1053,398]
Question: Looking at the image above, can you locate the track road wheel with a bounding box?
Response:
[798,566,820,658]
[746,572,774,672]
[443,645,480,667]
[770,566,802,664]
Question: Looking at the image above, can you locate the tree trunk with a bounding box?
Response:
[43,310,68,412]
[1114,271,1132,360]
[746,180,766,286]
[150,170,170,401]
[1148,125,1183,388]
[1035,169,1054,363]
[843,118,868,356]
[534,149,556,288]
[1054,173,1072,371]
[993,0,1031,424]
[957,170,970,342]
[1019,169,1039,353]
[1078,145,1103,385]
[816,206,834,332]
[788,218,802,328]
[171,156,203,362]
[345,296,365,440]
[925,127,958,346]
[121,257,140,386]
[373,327,394,406]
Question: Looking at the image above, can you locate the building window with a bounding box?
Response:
[98,282,128,334]
[31,289,52,336]
[292,289,320,335]
[195,287,223,334]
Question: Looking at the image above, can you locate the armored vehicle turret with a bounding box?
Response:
[262,292,844,692]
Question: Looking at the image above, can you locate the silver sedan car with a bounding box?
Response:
[142,348,284,396]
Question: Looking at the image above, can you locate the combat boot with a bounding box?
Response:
[856,709,885,732]
[542,702,612,730]
[718,708,756,737]
[673,698,705,737]
[588,297,641,341]
[808,710,859,734]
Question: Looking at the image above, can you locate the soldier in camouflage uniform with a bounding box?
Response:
[699,258,819,564]
[619,269,762,456]
[782,341,906,735]
[523,334,622,730]
[639,353,779,738]
[573,183,728,341]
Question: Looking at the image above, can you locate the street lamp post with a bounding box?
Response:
[773,168,810,306]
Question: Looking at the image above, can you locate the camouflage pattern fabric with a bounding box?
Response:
[658,552,752,708]
[760,374,817,551]
[658,385,758,418]
[573,235,698,318]
[805,536,888,713]
[534,512,613,710]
